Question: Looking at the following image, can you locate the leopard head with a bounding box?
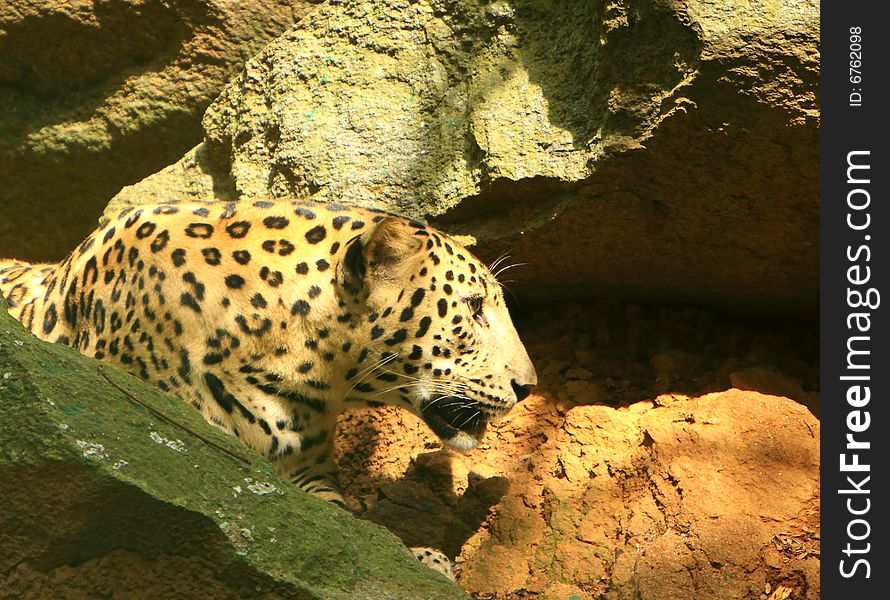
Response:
[338,216,536,450]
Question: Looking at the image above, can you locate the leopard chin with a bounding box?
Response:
[419,395,493,450]
[443,429,484,451]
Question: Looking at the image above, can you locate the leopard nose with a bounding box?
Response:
[511,379,535,402]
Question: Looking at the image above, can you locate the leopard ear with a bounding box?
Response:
[340,217,424,293]
[361,217,424,270]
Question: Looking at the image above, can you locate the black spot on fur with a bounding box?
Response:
[259,266,283,287]
[250,293,267,308]
[226,221,251,238]
[295,262,309,274]
[180,293,201,313]
[203,353,224,365]
[42,304,58,334]
[181,272,204,299]
[415,316,431,337]
[263,216,289,229]
[235,315,273,336]
[150,231,170,253]
[93,299,106,334]
[124,210,143,228]
[202,248,222,265]
[294,207,317,219]
[411,288,425,307]
[136,222,156,239]
[82,256,98,286]
[171,248,186,267]
[253,382,326,412]
[225,274,245,289]
[178,348,192,384]
[204,372,255,423]
[305,225,327,244]
[384,329,407,345]
[154,206,179,215]
[291,299,310,315]
[185,223,214,239]
[233,250,251,265]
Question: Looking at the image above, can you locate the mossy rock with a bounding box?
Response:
[0,301,466,599]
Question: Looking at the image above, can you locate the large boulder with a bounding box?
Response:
[337,391,820,599]
[107,0,819,318]
[458,390,820,599]
[0,302,466,599]
[0,0,320,262]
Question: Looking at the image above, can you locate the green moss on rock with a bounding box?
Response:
[0,302,466,599]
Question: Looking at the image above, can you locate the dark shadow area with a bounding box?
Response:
[0,1,206,262]
[0,1,307,263]
[0,461,313,599]
[515,299,819,415]
[0,1,196,96]
[515,0,702,144]
[335,413,508,558]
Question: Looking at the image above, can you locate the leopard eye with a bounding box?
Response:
[466,294,487,327]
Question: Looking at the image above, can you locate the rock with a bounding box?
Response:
[349,390,819,599]
[0,0,320,262]
[105,0,818,318]
[0,303,467,600]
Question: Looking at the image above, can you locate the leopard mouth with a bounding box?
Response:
[419,395,494,450]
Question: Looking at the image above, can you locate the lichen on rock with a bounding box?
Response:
[105,0,819,318]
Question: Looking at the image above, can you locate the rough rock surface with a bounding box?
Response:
[0,302,467,600]
[106,0,819,317]
[0,0,319,261]
[336,302,820,599]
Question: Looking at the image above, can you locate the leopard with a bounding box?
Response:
[0,198,537,580]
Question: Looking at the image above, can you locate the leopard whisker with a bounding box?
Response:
[493,261,528,280]
[367,381,464,400]
[488,253,513,273]
[456,408,483,430]
[346,352,401,393]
